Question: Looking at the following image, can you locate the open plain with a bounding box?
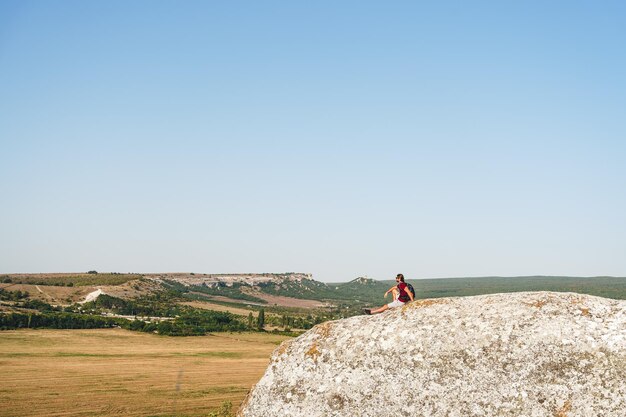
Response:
[0,329,290,417]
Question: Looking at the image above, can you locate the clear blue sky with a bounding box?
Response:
[1,1,625,282]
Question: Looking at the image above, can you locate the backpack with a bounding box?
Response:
[405,283,416,301]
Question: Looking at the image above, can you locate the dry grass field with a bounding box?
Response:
[0,329,291,417]
[0,283,93,304]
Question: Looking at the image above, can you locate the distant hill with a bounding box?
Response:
[3,272,626,336]
[3,272,626,308]
[155,273,626,305]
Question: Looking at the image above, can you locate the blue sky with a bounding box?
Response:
[1,1,625,281]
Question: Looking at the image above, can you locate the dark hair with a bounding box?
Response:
[396,273,404,282]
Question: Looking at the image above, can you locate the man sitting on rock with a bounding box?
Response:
[364,273,414,315]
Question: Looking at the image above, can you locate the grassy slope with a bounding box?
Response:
[3,273,142,287]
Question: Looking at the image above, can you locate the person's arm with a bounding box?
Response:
[384,285,397,298]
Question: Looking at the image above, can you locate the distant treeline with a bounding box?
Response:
[1,290,247,335]
[408,276,626,301]
[80,292,248,335]
[84,292,183,317]
[0,310,247,336]
[0,312,125,330]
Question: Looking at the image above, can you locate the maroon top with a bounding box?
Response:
[397,282,410,302]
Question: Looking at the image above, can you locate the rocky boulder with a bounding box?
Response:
[239,292,626,417]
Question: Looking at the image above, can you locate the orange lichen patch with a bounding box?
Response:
[275,339,294,356]
[568,297,591,315]
[554,400,572,417]
[314,321,333,339]
[524,299,548,309]
[305,342,321,360]
[403,298,450,312]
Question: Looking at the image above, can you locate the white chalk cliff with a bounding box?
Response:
[239,292,625,417]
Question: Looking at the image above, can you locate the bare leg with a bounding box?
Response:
[364,288,399,315]
[369,304,389,314]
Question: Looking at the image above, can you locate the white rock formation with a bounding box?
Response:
[80,288,104,304]
[239,292,626,417]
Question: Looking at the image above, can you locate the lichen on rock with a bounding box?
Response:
[238,292,626,417]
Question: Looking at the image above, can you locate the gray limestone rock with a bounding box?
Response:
[238,292,626,417]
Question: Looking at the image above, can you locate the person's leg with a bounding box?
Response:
[366,289,398,313]
[369,304,389,314]
[367,299,404,315]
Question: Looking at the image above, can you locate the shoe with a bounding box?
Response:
[363,308,372,315]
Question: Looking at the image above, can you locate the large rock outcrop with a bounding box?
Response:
[239,292,626,417]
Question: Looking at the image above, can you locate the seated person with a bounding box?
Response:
[364,273,413,315]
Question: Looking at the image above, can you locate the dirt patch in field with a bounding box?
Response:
[0,283,93,304]
[244,291,332,309]
[200,295,267,306]
[193,292,330,309]
[180,301,257,316]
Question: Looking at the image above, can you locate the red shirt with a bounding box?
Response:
[397,282,410,302]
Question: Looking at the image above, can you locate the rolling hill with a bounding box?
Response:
[3,271,626,335]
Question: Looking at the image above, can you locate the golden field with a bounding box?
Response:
[0,329,290,417]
